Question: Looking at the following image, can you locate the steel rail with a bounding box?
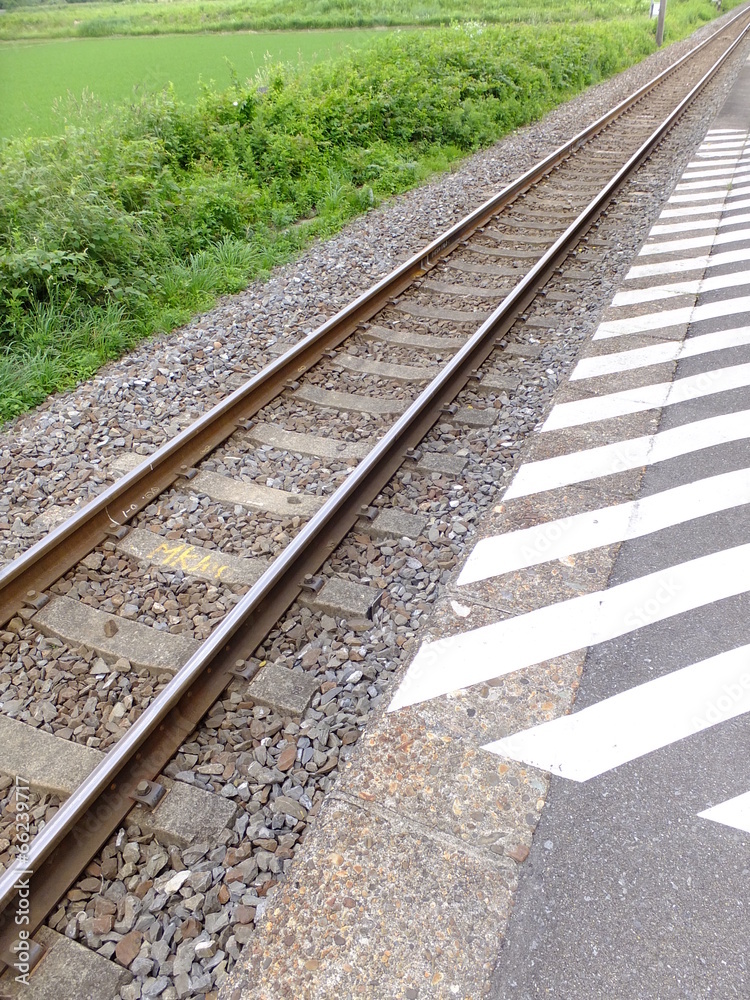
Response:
[1,5,748,628]
[1,15,748,974]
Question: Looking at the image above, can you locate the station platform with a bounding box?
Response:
[220,52,750,1000]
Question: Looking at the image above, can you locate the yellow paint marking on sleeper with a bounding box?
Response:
[148,540,229,581]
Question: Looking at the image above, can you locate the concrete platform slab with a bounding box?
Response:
[221,799,512,1000]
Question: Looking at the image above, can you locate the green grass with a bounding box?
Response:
[0,0,741,422]
[0,30,384,137]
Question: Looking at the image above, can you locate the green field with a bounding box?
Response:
[0,30,383,137]
[0,0,664,40]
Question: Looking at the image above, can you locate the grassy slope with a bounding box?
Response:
[0,1,741,422]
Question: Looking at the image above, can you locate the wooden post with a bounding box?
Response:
[656,0,667,47]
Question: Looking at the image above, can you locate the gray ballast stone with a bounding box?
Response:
[0,714,101,797]
[302,578,382,619]
[109,455,324,518]
[294,385,406,415]
[247,423,370,462]
[0,927,131,1000]
[361,324,463,352]
[118,527,267,586]
[131,777,238,849]
[33,596,200,675]
[454,406,498,427]
[363,509,427,540]
[246,662,320,718]
[336,356,438,383]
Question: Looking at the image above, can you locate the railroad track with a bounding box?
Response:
[1,7,749,994]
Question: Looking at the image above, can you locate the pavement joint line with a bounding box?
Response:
[328,788,519,870]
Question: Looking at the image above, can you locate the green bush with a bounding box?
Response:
[0,17,677,419]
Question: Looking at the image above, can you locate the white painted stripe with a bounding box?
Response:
[676,171,750,191]
[684,158,744,171]
[668,184,750,204]
[571,326,750,380]
[639,226,750,257]
[681,165,750,180]
[612,269,750,306]
[651,212,750,235]
[456,468,750,583]
[389,542,750,711]
[626,247,750,279]
[504,408,750,499]
[691,149,746,160]
[543,362,750,429]
[660,196,750,219]
[482,459,750,576]
[483,645,750,781]
[693,150,750,159]
[594,294,750,340]
[699,791,750,834]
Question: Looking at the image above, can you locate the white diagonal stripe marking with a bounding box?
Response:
[388,543,750,711]
[639,225,750,256]
[699,791,750,833]
[651,213,750,235]
[505,408,750,499]
[457,468,750,584]
[594,294,750,340]
[483,645,750,781]
[626,247,750,279]
[668,184,750,204]
[572,326,750,380]
[660,196,750,219]
[543,362,750,429]
[612,269,750,306]
[676,170,750,191]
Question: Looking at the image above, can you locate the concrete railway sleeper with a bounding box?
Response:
[1,7,750,994]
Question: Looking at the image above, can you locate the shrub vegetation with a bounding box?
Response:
[0,4,738,420]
